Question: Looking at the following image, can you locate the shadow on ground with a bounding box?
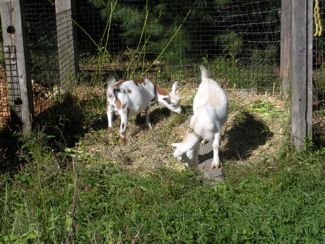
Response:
[90,104,193,132]
[197,111,274,165]
[0,110,26,173]
[0,130,22,173]
[222,111,273,161]
[35,93,85,150]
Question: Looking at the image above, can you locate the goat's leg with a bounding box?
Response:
[107,104,114,135]
[145,107,152,129]
[211,132,221,169]
[119,109,128,144]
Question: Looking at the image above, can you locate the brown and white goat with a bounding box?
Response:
[172,65,228,169]
[107,77,181,143]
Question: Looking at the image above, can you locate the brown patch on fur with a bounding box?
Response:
[114,98,122,109]
[113,79,126,89]
[134,77,146,86]
[127,89,132,93]
[155,84,169,96]
[134,77,145,84]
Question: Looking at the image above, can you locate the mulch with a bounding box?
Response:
[0,66,10,129]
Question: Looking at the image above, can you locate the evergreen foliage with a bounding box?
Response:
[88,0,280,65]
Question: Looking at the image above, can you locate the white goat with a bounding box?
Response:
[107,77,181,143]
[172,65,228,169]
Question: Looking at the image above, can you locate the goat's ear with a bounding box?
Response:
[163,97,172,104]
[171,81,178,94]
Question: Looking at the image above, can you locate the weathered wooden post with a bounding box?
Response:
[55,0,78,92]
[280,0,291,97]
[291,0,313,148]
[0,0,33,134]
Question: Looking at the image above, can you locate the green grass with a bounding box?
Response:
[0,126,324,242]
[205,57,279,91]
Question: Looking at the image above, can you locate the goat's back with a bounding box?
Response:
[108,78,155,115]
[193,66,228,126]
[194,78,228,110]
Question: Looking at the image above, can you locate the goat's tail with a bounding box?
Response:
[106,76,117,96]
[199,65,209,81]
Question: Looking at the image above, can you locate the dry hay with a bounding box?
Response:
[33,81,60,115]
[75,82,289,174]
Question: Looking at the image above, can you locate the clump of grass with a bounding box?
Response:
[250,99,284,119]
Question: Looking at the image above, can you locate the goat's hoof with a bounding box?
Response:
[107,128,113,135]
[119,137,127,145]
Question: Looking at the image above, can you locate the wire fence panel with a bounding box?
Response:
[3,46,22,115]
[76,0,281,91]
[24,1,59,115]
[313,0,325,107]
[313,0,325,147]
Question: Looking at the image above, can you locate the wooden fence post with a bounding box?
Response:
[280,0,291,97]
[0,0,33,134]
[291,0,313,149]
[55,0,78,92]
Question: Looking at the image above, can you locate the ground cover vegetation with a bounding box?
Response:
[0,72,324,242]
[0,0,325,242]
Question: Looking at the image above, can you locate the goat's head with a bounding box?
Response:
[171,131,202,166]
[171,142,196,167]
[157,82,181,113]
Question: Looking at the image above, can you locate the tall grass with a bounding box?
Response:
[78,0,192,83]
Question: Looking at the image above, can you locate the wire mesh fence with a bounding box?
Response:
[313,0,325,147]
[24,0,59,115]
[313,0,325,107]
[0,0,322,143]
[76,0,281,91]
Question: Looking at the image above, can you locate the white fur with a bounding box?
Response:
[172,65,228,169]
[107,77,181,143]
